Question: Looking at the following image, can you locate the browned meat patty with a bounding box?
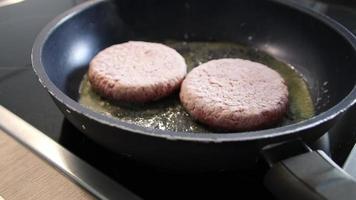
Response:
[180,58,289,131]
[88,41,187,103]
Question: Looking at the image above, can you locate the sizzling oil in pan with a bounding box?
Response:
[78,41,315,133]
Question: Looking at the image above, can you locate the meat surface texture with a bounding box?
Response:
[180,58,289,131]
[88,41,187,103]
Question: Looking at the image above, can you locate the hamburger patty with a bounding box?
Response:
[180,58,289,131]
[88,41,187,103]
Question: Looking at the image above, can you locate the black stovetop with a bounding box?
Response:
[1,0,356,199]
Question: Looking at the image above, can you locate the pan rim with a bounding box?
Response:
[32,0,356,143]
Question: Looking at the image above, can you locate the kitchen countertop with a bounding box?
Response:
[0,128,93,200]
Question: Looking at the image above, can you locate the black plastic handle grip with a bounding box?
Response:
[264,150,356,200]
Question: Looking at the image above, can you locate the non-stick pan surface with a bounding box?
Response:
[32,0,356,172]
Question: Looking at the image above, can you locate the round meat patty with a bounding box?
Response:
[180,58,289,131]
[88,41,187,103]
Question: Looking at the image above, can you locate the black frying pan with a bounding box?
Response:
[32,0,356,199]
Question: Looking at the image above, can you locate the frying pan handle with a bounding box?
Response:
[264,149,356,200]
